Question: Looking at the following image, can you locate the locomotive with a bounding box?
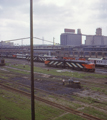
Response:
[45,58,95,72]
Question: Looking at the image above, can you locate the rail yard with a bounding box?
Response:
[0,58,107,120]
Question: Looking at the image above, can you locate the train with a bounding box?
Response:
[63,57,86,61]
[0,53,56,62]
[26,55,56,62]
[88,57,107,67]
[0,53,27,59]
[1,53,106,68]
[45,58,95,72]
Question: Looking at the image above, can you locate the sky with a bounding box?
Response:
[0,0,107,45]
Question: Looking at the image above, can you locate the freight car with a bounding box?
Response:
[7,54,17,58]
[26,55,56,62]
[88,57,107,67]
[15,54,26,59]
[63,57,86,61]
[1,53,27,59]
[45,58,95,72]
[0,53,56,62]
[0,54,7,58]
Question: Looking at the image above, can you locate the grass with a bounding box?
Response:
[0,88,88,120]
[0,91,31,120]
[5,67,30,75]
[73,95,104,104]
[90,86,107,95]
[54,113,86,120]
[44,94,84,110]
[80,107,107,120]
[5,63,107,79]
[0,76,8,80]
[82,84,107,95]
[1,60,106,119]
[0,97,31,120]
[72,95,107,110]
[0,89,65,120]
[1,89,106,120]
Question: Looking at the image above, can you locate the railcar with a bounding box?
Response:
[88,58,107,67]
[63,57,86,61]
[16,54,26,59]
[45,58,95,72]
[7,54,17,58]
[26,55,56,62]
[0,54,7,58]
[63,57,75,60]
[0,53,25,59]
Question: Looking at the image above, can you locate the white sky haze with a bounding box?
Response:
[0,0,107,45]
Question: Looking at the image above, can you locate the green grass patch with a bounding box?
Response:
[6,63,107,79]
[80,107,107,120]
[55,113,86,120]
[0,76,8,80]
[73,95,101,104]
[70,102,83,109]
[0,89,65,120]
[6,68,29,75]
[90,86,107,94]
[72,95,93,104]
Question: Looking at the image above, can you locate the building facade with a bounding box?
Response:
[85,35,107,45]
[85,28,107,45]
[60,33,82,46]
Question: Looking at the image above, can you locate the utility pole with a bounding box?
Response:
[53,37,55,45]
[42,37,44,45]
[30,0,35,120]
[22,39,23,55]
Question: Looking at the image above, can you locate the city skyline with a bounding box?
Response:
[0,0,107,45]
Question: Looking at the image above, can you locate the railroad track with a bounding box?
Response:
[95,68,107,74]
[5,58,107,73]
[1,79,107,107]
[0,83,102,120]
[1,66,106,91]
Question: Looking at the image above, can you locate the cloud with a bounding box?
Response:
[0,0,107,44]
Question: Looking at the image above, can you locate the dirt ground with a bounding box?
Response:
[1,59,107,118]
[1,58,107,102]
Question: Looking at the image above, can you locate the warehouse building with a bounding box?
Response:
[60,28,82,46]
[85,28,107,45]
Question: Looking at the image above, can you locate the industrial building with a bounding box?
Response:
[1,44,107,59]
[60,28,82,46]
[60,28,107,46]
[85,28,107,45]
[0,28,107,59]
[0,41,14,47]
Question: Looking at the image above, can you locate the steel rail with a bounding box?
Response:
[0,83,102,120]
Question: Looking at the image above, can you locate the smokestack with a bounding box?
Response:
[77,29,81,34]
[96,28,102,36]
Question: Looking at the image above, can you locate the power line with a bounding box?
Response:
[2,37,30,42]
[33,37,53,43]
[2,37,54,43]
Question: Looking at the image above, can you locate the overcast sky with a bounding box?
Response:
[0,0,107,45]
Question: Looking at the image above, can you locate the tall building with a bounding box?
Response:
[60,29,82,46]
[96,28,102,36]
[85,28,107,45]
